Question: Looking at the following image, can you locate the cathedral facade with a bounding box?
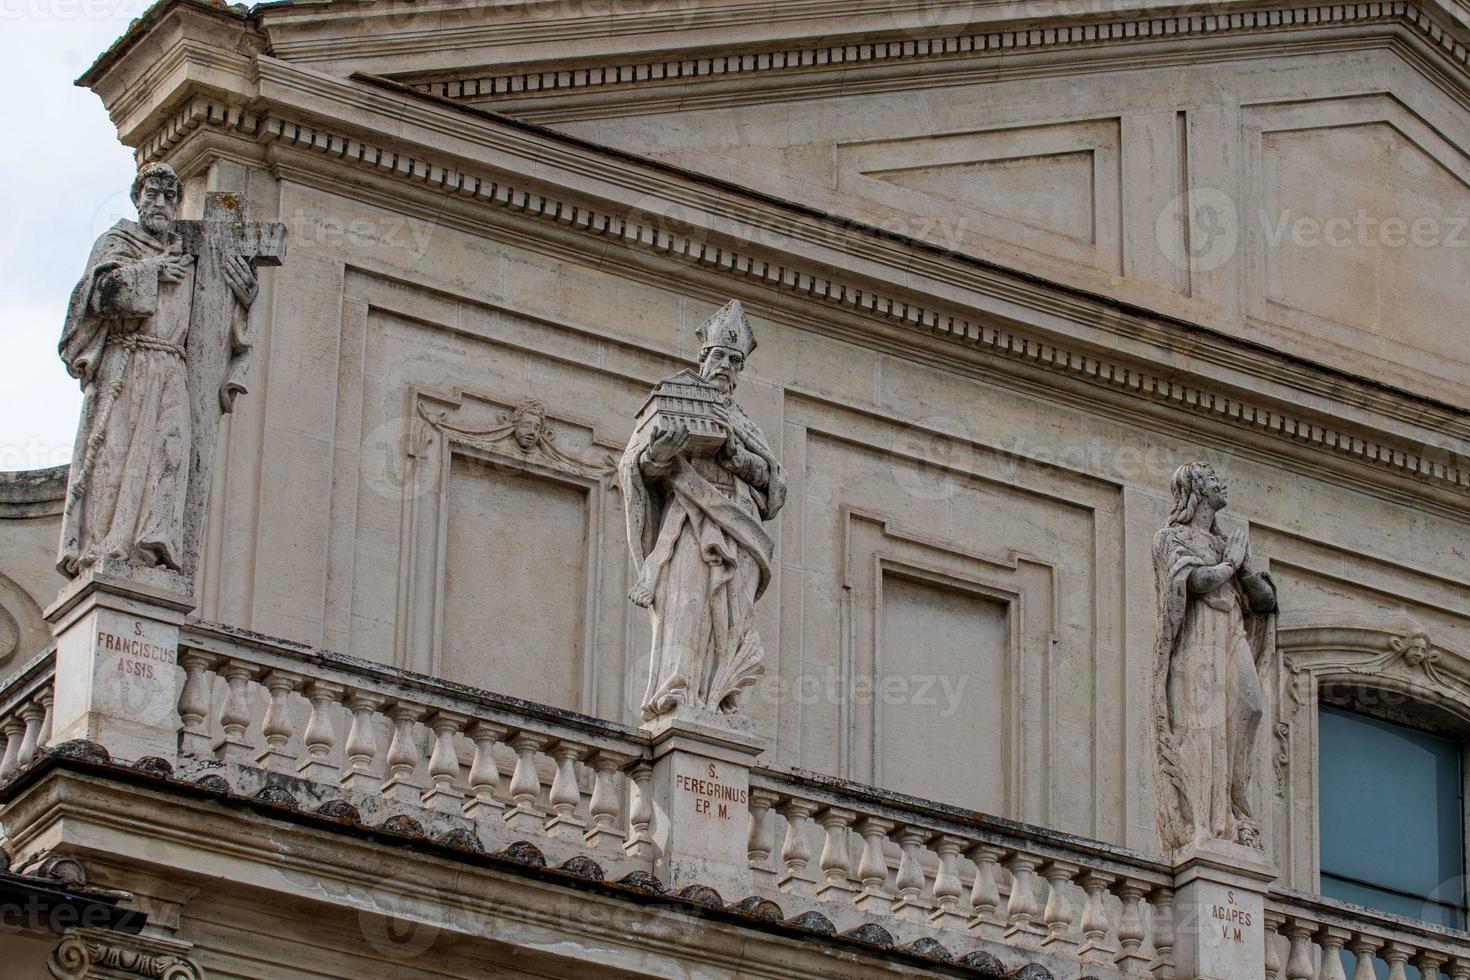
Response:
[1,0,1470,975]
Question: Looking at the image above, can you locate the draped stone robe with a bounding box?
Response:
[57,219,250,576]
[620,400,787,721]
[1153,522,1278,853]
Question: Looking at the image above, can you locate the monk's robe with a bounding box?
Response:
[58,219,196,575]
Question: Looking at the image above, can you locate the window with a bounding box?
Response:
[1319,704,1467,929]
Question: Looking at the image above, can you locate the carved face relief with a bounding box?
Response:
[510,401,547,451]
[700,345,745,396]
[134,177,180,237]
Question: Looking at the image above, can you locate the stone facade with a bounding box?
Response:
[2,0,1470,975]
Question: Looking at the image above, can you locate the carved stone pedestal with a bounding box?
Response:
[46,570,192,765]
[1171,839,1275,980]
[643,709,766,895]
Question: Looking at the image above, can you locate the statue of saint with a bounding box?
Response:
[1153,462,1278,853]
[58,163,283,580]
[620,300,787,722]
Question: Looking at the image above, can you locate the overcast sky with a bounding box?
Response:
[1,4,148,472]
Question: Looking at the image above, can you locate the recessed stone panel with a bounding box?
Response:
[442,455,587,710]
[878,572,1007,812]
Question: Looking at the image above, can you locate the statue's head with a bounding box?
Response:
[131,163,181,237]
[1167,461,1228,526]
[696,300,756,397]
[510,399,546,451]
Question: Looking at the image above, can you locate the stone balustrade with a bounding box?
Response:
[749,767,1178,977]
[11,615,1470,978]
[0,649,55,783]
[170,621,656,869]
[1265,889,1470,980]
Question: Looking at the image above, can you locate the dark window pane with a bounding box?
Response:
[1319,704,1465,927]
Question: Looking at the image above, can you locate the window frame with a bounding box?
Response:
[1275,624,1470,920]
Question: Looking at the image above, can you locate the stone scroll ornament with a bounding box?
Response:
[620,300,787,722]
[57,163,285,587]
[1153,462,1278,853]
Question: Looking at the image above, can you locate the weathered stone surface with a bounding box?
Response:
[621,300,786,725]
[1153,463,1278,855]
[56,163,284,596]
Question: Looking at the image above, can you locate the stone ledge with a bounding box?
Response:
[0,466,68,520]
[0,755,1063,979]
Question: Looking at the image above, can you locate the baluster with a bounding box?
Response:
[1447,955,1470,980]
[776,799,818,898]
[1382,943,1413,980]
[623,762,658,861]
[891,826,933,922]
[1112,877,1150,973]
[380,702,426,803]
[1039,859,1080,952]
[177,651,215,757]
[747,789,779,874]
[0,716,25,779]
[814,806,856,903]
[36,690,53,751]
[215,662,259,764]
[1413,951,1446,980]
[503,732,548,833]
[463,721,507,819]
[929,835,968,931]
[967,844,1005,940]
[1005,852,1046,947]
[1149,884,1175,979]
[585,750,630,849]
[339,691,385,792]
[544,742,587,839]
[17,697,46,767]
[1076,870,1116,963]
[297,682,344,782]
[1265,911,1286,980]
[853,817,894,914]
[422,711,467,812]
[1317,927,1350,980]
[1284,917,1316,980]
[1347,935,1382,980]
[255,670,302,772]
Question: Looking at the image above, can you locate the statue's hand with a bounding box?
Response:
[158,245,194,285]
[712,404,746,470]
[648,421,690,466]
[223,254,259,307]
[1224,528,1249,570]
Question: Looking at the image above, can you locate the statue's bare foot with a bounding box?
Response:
[628,581,655,608]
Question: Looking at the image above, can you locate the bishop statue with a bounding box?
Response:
[620,301,787,723]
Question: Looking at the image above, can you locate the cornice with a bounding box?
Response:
[405,1,1445,113]
[251,0,1470,77]
[130,63,1470,512]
